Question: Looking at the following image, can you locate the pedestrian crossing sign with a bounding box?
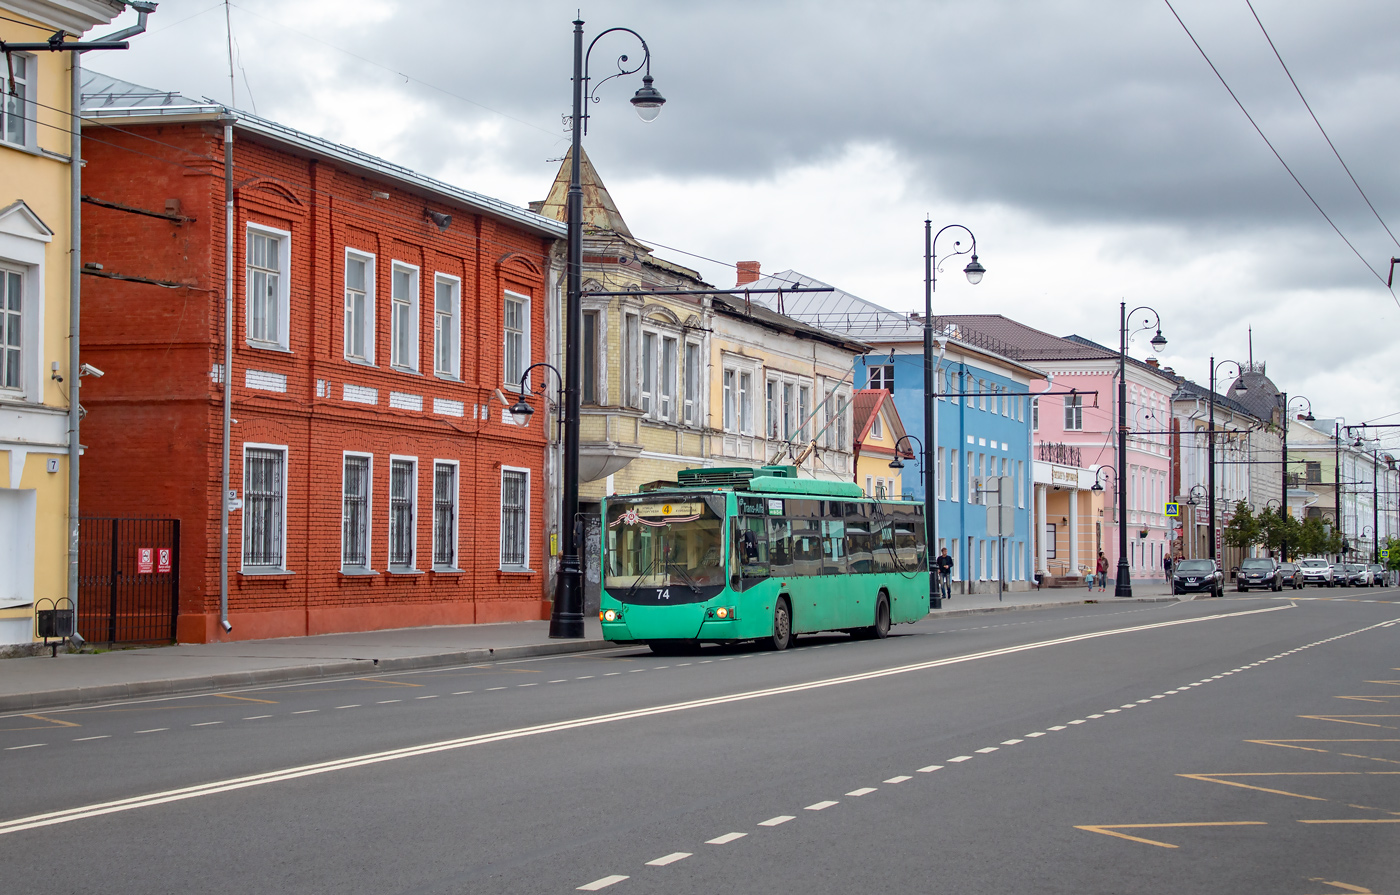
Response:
[1163,502,1180,517]
[1382,548,1391,561]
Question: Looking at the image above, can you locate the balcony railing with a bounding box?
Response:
[1037,442,1082,467]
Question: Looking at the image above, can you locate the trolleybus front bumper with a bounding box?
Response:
[600,602,745,642]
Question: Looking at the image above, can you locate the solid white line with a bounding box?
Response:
[577,874,628,891]
[847,787,878,796]
[884,775,913,783]
[0,603,1297,837]
[74,736,109,742]
[759,815,795,826]
[646,852,691,866]
[806,801,839,810]
[707,832,746,844]
[917,765,943,773]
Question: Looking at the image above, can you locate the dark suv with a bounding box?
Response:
[1236,557,1282,592]
[1173,559,1223,597]
[1278,562,1304,589]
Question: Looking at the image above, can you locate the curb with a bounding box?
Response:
[0,638,618,715]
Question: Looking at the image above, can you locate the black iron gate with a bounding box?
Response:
[78,518,180,644]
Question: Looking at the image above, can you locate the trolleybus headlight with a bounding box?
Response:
[715,607,729,619]
[602,609,618,622]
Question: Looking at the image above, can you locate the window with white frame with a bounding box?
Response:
[434,275,460,379]
[1,54,32,149]
[765,380,777,437]
[722,370,736,432]
[1,266,21,391]
[660,336,677,420]
[683,341,700,424]
[500,467,529,569]
[949,449,959,501]
[242,446,287,570]
[640,331,656,414]
[783,382,795,439]
[835,389,848,450]
[341,454,371,570]
[247,226,290,350]
[867,364,894,392]
[391,264,419,371]
[503,290,529,388]
[1031,396,1039,430]
[739,371,753,434]
[432,461,458,569]
[798,384,810,441]
[937,447,946,499]
[389,458,416,569]
[344,251,374,363]
[1064,393,1083,430]
[870,409,883,440]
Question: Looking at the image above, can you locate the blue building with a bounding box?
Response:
[735,267,1041,592]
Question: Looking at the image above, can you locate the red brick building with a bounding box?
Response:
[77,73,563,642]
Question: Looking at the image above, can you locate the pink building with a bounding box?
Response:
[943,318,1178,584]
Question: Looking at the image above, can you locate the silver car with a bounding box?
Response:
[1297,559,1334,587]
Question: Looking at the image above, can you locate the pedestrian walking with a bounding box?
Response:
[934,548,954,604]
[1095,551,1108,592]
[1163,552,1174,585]
[1084,566,1094,591]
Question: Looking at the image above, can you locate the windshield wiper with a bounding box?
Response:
[666,561,701,594]
[625,551,660,601]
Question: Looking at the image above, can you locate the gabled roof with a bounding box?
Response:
[534,146,635,239]
[852,389,911,455]
[944,316,1117,362]
[79,71,565,240]
[0,200,54,242]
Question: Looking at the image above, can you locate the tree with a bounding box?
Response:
[1385,536,1400,572]
[1295,516,1343,558]
[1222,501,1260,551]
[1260,507,1300,558]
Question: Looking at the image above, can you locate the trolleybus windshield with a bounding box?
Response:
[604,496,727,604]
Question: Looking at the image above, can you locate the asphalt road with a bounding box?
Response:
[2,587,1397,894]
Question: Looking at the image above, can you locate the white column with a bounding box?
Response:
[1036,484,1049,575]
[1068,487,1080,576]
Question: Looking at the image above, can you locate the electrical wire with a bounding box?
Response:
[1245,0,1400,251]
[1162,0,1398,304]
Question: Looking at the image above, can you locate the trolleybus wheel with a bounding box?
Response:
[766,598,793,651]
[871,593,891,640]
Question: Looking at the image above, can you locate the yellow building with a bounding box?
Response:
[0,0,132,650]
[852,389,911,499]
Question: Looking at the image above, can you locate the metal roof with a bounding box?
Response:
[79,71,565,240]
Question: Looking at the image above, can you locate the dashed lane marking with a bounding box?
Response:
[1025,732,1046,737]
[135,728,167,734]
[884,775,913,783]
[577,874,629,890]
[805,801,839,810]
[847,787,878,796]
[73,736,109,742]
[415,695,439,700]
[645,853,691,866]
[335,705,360,709]
[759,815,795,826]
[1002,739,1024,745]
[948,755,973,763]
[244,715,272,720]
[292,710,319,715]
[5,743,44,750]
[976,747,1000,753]
[191,721,223,727]
[917,765,943,773]
[707,832,746,844]
[1048,725,1068,731]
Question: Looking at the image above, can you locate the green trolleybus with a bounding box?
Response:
[599,465,928,653]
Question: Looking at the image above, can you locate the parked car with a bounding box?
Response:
[1237,557,1282,592]
[1298,558,1335,587]
[1172,559,1223,597]
[1278,562,1304,589]
[1340,563,1368,586]
[1367,563,1386,587]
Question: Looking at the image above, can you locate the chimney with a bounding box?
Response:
[736,261,761,286]
[1145,357,1160,369]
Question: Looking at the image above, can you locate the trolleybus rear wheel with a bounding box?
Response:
[871,593,891,639]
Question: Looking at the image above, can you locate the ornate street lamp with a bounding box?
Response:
[1206,357,1246,567]
[552,19,665,638]
[924,222,984,609]
[887,434,924,476]
[1115,305,1166,597]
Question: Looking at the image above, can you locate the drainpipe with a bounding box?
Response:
[218,113,236,634]
[68,3,158,645]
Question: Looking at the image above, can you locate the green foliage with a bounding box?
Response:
[1385,537,1400,571]
[1294,516,1344,558]
[1259,507,1301,557]
[1222,501,1260,551]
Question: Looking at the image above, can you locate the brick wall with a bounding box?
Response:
[79,121,555,642]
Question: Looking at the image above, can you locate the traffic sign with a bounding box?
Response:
[1164,502,1179,517]
[1382,548,1391,561]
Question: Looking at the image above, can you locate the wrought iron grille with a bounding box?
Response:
[389,459,415,567]
[1037,442,1083,466]
[500,470,527,567]
[243,448,284,568]
[78,517,179,644]
[342,455,369,567]
[433,462,456,567]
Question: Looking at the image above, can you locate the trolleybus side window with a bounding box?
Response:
[769,519,794,575]
[822,519,846,575]
[792,519,822,574]
[736,516,769,589]
[846,520,873,573]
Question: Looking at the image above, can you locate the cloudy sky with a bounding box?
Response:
[91,0,1400,445]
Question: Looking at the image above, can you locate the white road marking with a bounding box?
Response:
[676,663,692,667]
[0,604,1302,838]
[1068,720,1087,725]
[486,687,506,691]
[1087,714,1105,718]
[654,667,669,670]
[517,683,538,688]
[335,705,360,709]
[1150,695,1166,700]
[5,743,44,750]
[1120,704,1137,709]
[1048,725,1067,731]
[548,680,566,684]
[646,852,691,866]
[1025,732,1046,738]
[604,672,621,676]
[806,800,839,810]
[416,695,439,700]
[578,874,628,890]
[700,660,713,664]
[629,669,645,673]
[244,715,272,720]
[917,765,943,773]
[759,815,795,826]
[191,721,223,726]
[707,832,746,844]
[74,736,109,742]
[576,676,594,680]
[292,710,319,715]
[1001,739,1024,745]
[948,756,973,762]
[135,729,167,734]
[450,692,471,696]
[884,775,913,783]
[847,787,878,796]
[376,700,401,704]
[1104,709,1121,714]
[975,747,999,753]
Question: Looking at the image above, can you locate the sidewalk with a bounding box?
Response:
[0,581,1180,714]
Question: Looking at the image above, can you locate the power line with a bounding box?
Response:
[1245,0,1400,251]
[1161,0,1398,305]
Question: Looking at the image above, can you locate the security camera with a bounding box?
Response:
[79,363,104,378]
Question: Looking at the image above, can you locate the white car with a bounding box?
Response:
[1297,559,1334,587]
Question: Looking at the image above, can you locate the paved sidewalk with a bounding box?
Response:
[0,579,1179,714]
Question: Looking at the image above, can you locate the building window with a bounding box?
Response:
[583,311,600,404]
[683,341,700,424]
[1064,393,1083,430]
[1305,461,1322,484]
[738,371,753,434]
[246,226,289,350]
[1,266,21,390]
[723,369,736,432]
[640,331,656,413]
[949,450,959,501]
[783,382,795,440]
[766,380,777,438]
[868,364,894,392]
[389,458,416,569]
[504,290,529,388]
[836,391,848,450]
[433,461,458,569]
[937,447,946,499]
[1044,522,1057,559]
[242,446,286,570]
[344,251,374,363]
[623,313,639,407]
[1031,396,1039,430]
[342,454,371,570]
[798,384,810,441]
[871,410,883,440]
[434,275,460,379]
[1,54,31,148]
[501,468,529,569]
[389,263,419,371]
[660,336,677,420]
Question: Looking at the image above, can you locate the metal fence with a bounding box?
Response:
[78,518,180,645]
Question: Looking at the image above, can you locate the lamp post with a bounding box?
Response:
[1115,304,1167,597]
[1091,466,1117,578]
[1279,392,1314,559]
[924,221,984,609]
[552,19,666,639]
[1206,357,1246,566]
[1184,484,1206,559]
[509,363,565,423]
